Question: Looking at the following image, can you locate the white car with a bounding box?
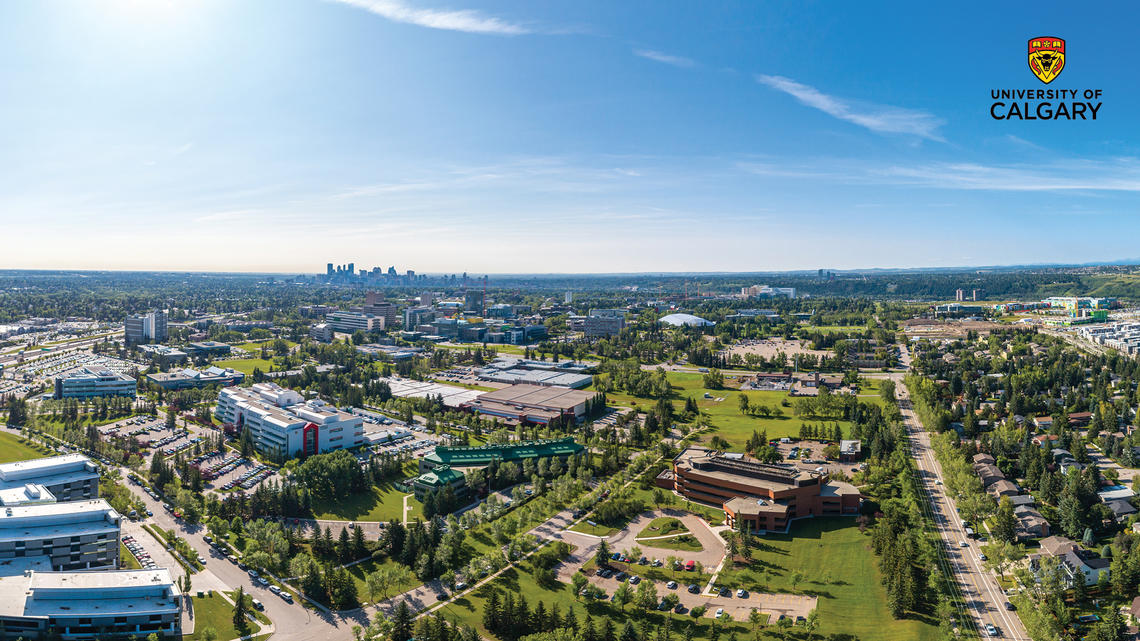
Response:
[714,608,724,619]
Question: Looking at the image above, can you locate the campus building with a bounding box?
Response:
[362,291,399,328]
[310,322,335,343]
[186,341,232,358]
[53,367,136,400]
[327,310,382,333]
[145,366,245,390]
[0,557,182,640]
[0,500,121,571]
[123,311,167,345]
[658,447,862,532]
[0,454,99,505]
[419,437,585,473]
[215,383,364,459]
[136,344,188,366]
[584,310,625,338]
[460,384,599,424]
[474,358,593,389]
[411,465,468,501]
[403,306,436,329]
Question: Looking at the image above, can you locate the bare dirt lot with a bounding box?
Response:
[722,338,830,360]
[901,318,1004,340]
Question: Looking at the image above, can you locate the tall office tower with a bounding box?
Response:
[124,310,167,344]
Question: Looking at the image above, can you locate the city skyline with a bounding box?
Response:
[2,1,1138,273]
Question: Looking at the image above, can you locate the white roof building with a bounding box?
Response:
[659,313,715,327]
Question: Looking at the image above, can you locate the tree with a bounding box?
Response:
[748,609,764,639]
[790,571,804,591]
[232,586,249,628]
[571,573,588,598]
[981,540,1023,580]
[365,571,385,603]
[635,579,658,612]
[392,600,414,641]
[595,540,610,568]
[613,583,633,611]
[804,609,819,641]
[992,496,1017,544]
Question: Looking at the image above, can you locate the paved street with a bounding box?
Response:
[894,349,1029,641]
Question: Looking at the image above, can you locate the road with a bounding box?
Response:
[893,350,1029,640]
[119,469,371,641]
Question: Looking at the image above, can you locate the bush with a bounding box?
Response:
[690,606,706,618]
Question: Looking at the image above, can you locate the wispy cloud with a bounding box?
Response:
[739,156,1140,192]
[329,0,530,35]
[634,49,697,69]
[756,74,944,141]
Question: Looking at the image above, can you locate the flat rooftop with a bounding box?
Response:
[474,384,596,410]
[0,557,180,619]
[0,499,119,544]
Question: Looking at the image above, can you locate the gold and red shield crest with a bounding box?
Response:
[1028,37,1065,84]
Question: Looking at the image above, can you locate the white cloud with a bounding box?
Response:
[329,0,529,35]
[756,74,944,141]
[634,49,696,69]
[739,156,1140,192]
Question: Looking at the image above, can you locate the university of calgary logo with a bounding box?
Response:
[1028,37,1065,84]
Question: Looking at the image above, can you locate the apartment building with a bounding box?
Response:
[658,447,861,532]
[215,383,364,459]
[53,367,136,400]
[0,557,182,640]
[123,311,167,345]
[0,454,99,504]
[0,500,121,571]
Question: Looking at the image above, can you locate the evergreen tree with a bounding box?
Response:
[392,600,414,641]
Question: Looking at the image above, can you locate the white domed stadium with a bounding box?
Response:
[658,313,715,327]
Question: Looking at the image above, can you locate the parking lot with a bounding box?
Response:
[0,379,33,398]
[370,435,438,459]
[771,440,865,477]
[120,532,161,571]
[100,415,163,439]
[12,352,140,384]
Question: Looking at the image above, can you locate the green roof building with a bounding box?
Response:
[411,465,468,501]
[418,437,585,473]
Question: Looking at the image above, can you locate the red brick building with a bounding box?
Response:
[657,447,862,532]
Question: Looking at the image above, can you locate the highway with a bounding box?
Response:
[893,347,1028,640]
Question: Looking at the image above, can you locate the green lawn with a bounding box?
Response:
[716,518,939,641]
[185,591,266,641]
[634,534,703,553]
[435,556,756,641]
[310,483,423,523]
[220,357,277,375]
[235,340,296,354]
[595,372,884,450]
[636,516,689,538]
[346,557,423,603]
[120,543,141,569]
[0,431,52,463]
[568,520,620,537]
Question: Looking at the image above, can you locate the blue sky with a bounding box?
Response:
[1,0,1138,273]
